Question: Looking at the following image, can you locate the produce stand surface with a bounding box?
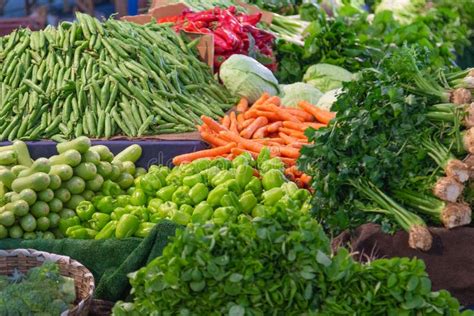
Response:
[0,139,207,169]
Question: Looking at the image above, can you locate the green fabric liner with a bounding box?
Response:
[0,220,178,302]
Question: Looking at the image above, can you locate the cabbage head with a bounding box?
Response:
[317,88,342,111]
[303,63,353,92]
[219,54,280,104]
[375,0,426,24]
[280,83,323,108]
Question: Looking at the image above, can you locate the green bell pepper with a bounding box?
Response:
[188,183,209,205]
[191,201,213,223]
[157,185,177,201]
[262,169,286,191]
[130,188,147,206]
[116,195,131,207]
[172,186,192,206]
[134,222,155,238]
[236,165,253,189]
[191,158,212,172]
[158,201,178,217]
[102,180,122,196]
[239,190,258,213]
[220,192,242,209]
[182,173,203,188]
[262,188,284,206]
[257,147,271,168]
[58,216,80,234]
[180,204,194,215]
[207,184,228,207]
[95,196,116,214]
[211,170,233,187]
[252,204,267,217]
[222,179,241,194]
[140,173,163,195]
[292,189,310,202]
[212,206,235,225]
[281,182,299,196]
[89,213,110,231]
[200,166,220,184]
[232,152,254,168]
[260,157,285,173]
[147,198,163,213]
[95,220,117,239]
[245,177,262,197]
[150,213,163,223]
[67,226,97,239]
[116,214,140,239]
[76,201,95,221]
[211,157,231,170]
[111,207,129,220]
[131,206,149,222]
[171,210,191,225]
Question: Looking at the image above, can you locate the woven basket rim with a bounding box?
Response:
[0,248,95,316]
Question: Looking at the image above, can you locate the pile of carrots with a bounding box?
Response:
[172,93,336,188]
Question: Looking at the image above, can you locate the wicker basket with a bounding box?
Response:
[0,248,95,316]
[89,299,114,316]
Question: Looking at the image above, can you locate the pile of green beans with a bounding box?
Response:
[0,13,236,141]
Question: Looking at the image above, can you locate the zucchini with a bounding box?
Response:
[11,172,51,193]
[0,150,17,165]
[64,176,86,194]
[65,194,85,210]
[12,141,32,166]
[18,158,51,178]
[90,145,114,162]
[49,174,62,190]
[57,136,91,154]
[0,168,15,188]
[82,150,101,165]
[86,174,104,192]
[74,162,97,180]
[49,149,82,167]
[49,164,73,181]
[112,144,142,163]
[11,165,28,177]
[5,200,29,217]
[54,188,71,203]
[38,188,55,202]
[18,188,37,206]
[97,161,112,178]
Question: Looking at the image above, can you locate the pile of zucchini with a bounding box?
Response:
[0,137,142,239]
[0,13,236,141]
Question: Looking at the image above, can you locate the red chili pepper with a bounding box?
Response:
[214,28,241,49]
[213,34,232,53]
[237,13,262,26]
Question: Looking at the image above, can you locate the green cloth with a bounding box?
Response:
[0,220,178,302]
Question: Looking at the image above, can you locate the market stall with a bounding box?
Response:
[0,0,474,315]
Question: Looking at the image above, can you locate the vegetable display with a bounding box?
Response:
[0,137,141,239]
[0,262,76,315]
[113,186,469,315]
[64,150,309,239]
[0,12,235,140]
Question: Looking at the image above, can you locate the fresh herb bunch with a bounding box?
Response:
[245,0,302,15]
[298,47,445,234]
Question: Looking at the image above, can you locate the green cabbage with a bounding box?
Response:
[219,54,280,104]
[317,88,342,111]
[375,0,426,24]
[280,82,323,108]
[303,63,353,92]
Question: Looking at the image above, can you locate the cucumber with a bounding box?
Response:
[11,172,51,193]
[86,174,104,192]
[135,167,147,177]
[59,208,76,219]
[12,141,32,166]
[11,165,28,177]
[48,198,63,213]
[74,162,97,180]
[0,168,15,188]
[9,225,23,238]
[38,189,55,202]
[54,188,71,203]
[113,144,142,163]
[48,212,60,228]
[49,174,62,190]
[122,161,136,176]
[50,164,73,181]
[18,189,37,206]
[65,176,86,194]
[82,150,101,165]
[116,173,134,189]
[57,136,91,154]
[4,200,29,217]
[90,145,114,162]
[97,161,112,178]
[0,182,4,199]
[65,194,85,210]
[0,210,15,227]
[31,201,50,218]
[109,164,121,181]
[82,190,94,201]
[18,158,51,178]
[0,150,17,165]
[49,150,82,167]
[4,192,18,203]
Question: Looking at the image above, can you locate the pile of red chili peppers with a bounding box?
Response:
[158,7,276,71]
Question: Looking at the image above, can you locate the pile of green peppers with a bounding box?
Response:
[63,149,310,239]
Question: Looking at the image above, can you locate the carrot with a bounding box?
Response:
[298,101,336,124]
[252,126,268,139]
[221,115,230,129]
[200,131,228,147]
[201,115,227,133]
[278,132,299,145]
[282,121,306,131]
[229,112,239,133]
[300,173,312,185]
[259,104,301,123]
[226,153,234,160]
[253,138,285,144]
[221,131,264,153]
[266,121,283,133]
[306,122,327,129]
[284,108,315,122]
[236,97,249,112]
[242,118,256,129]
[240,117,268,139]
[173,142,237,165]
[263,96,281,106]
[244,110,281,121]
[237,113,245,130]
[279,127,307,139]
[252,93,270,108]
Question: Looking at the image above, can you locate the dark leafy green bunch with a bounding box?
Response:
[112,194,471,315]
[298,48,441,234]
[246,0,303,15]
